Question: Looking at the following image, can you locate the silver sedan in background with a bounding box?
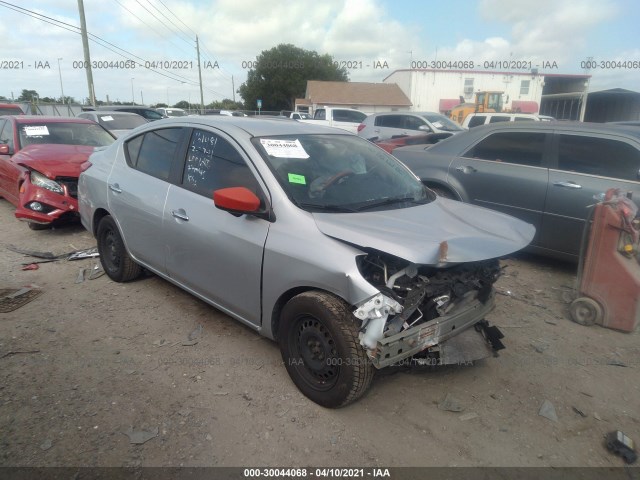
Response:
[78,117,534,407]
[77,111,148,137]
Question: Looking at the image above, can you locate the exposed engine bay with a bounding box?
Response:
[354,251,504,367]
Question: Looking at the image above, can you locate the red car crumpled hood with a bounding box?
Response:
[15,144,95,178]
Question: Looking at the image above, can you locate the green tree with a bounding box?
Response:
[173,100,190,109]
[17,89,40,102]
[152,103,169,108]
[205,98,244,110]
[238,44,348,111]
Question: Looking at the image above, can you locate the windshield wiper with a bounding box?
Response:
[296,202,357,213]
[355,196,424,211]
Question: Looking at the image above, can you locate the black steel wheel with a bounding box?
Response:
[96,215,141,282]
[279,291,373,408]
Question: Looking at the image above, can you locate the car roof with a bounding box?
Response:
[2,115,95,125]
[468,120,640,136]
[81,111,141,116]
[96,105,155,111]
[139,116,354,137]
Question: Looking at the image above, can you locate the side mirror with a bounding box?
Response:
[0,144,13,155]
[418,125,432,132]
[213,187,271,220]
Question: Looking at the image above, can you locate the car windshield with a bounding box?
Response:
[97,114,147,129]
[253,134,433,212]
[17,122,115,148]
[422,113,465,132]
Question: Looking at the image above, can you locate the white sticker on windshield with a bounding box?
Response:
[432,121,443,128]
[24,126,50,136]
[260,139,309,158]
[100,115,114,122]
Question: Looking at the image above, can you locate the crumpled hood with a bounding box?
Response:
[15,144,95,179]
[313,199,535,265]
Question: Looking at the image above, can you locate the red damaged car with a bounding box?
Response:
[0,116,115,229]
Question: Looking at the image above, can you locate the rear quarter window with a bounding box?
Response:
[466,116,486,128]
[557,134,640,181]
[125,128,184,180]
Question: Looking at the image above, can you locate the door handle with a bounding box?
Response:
[108,183,122,193]
[455,166,477,174]
[553,181,582,189]
[171,209,189,221]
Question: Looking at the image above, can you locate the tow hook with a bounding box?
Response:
[475,320,505,352]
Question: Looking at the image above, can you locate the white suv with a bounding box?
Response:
[463,113,554,128]
[357,112,464,141]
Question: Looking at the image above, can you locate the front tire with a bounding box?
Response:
[96,215,141,282]
[28,222,50,231]
[279,291,374,408]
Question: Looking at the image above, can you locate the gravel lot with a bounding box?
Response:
[0,198,639,469]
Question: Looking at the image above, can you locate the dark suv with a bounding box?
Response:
[393,122,640,261]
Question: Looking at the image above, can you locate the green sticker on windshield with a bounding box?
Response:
[288,173,306,185]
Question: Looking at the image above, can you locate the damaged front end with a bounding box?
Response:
[354,251,505,368]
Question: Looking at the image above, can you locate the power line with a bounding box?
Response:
[143,0,194,46]
[0,1,228,99]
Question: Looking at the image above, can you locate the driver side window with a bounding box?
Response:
[181,129,261,198]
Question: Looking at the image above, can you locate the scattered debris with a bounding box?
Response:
[181,340,199,346]
[188,324,203,341]
[205,434,212,441]
[572,406,587,418]
[88,263,105,280]
[123,426,159,445]
[7,245,59,259]
[75,269,87,284]
[21,263,39,271]
[0,350,41,359]
[544,318,558,325]
[605,431,637,464]
[68,248,100,261]
[213,392,229,396]
[0,287,43,313]
[594,412,602,421]
[459,412,479,421]
[438,393,465,412]
[580,391,594,398]
[538,399,558,422]
[39,439,53,451]
[607,359,628,367]
[531,341,550,353]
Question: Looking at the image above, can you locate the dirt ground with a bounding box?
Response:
[0,198,639,469]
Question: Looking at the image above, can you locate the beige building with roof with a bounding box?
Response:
[295,80,411,115]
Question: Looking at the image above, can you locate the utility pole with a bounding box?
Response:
[196,35,205,114]
[232,75,235,103]
[77,0,96,106]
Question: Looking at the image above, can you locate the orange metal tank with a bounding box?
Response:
[570,190,640,332]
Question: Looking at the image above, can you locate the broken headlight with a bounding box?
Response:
[30,171,64,195]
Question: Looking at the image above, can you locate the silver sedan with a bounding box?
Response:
[78,117,534,407]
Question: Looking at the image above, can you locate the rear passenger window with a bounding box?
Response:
[182,129,260,197]
[404,116,426,130]
[376,115,403,128]
[125,128,183,180]
[489,116,510,123]
[463,132,546,167]
[558,135,640,181]
[466,116,486,128]
[514,117,535,122]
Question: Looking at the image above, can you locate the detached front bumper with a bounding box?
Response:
[369,292,497,368]
[14,177,79,225]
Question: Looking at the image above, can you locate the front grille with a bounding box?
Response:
[56,177,78,198]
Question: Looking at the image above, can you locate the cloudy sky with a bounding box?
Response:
[0,0,638,106]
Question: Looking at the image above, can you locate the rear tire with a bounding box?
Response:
[279,291,374,408]
[96,215,142,282]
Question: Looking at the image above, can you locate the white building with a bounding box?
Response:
[383,69,590,118]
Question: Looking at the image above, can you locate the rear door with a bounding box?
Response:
[448,130,551,245]
[163,128,270,326]
[542,131,640,256]
[0,120,20,204]
[107,127,188,272]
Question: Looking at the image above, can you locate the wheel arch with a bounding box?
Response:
[92,208,111,236]
[423,180,461,200]
[270,286,349,342]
